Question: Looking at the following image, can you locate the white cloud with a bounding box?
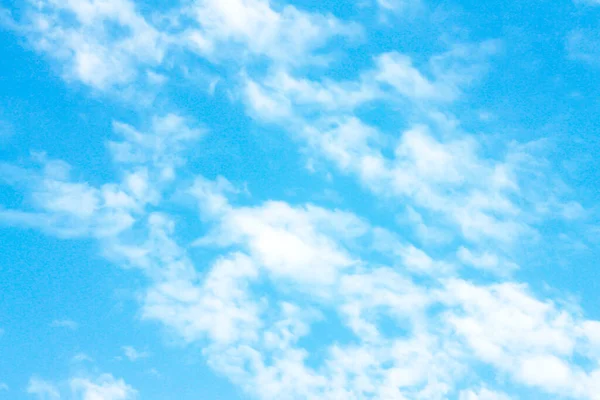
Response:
[5,136,597,400]
[27,377,60,400]
[146,368,161,378]
[136,178,466,399]
[244,70,378,122]
[442,279,576,364]
[456,246,518,274]
[122,346,149,362]
[238,43,579,256]
[28,374,136,400]
[375,52,452,100]
[304,120,534,246]
[35,180,99,219]
[109,114,203,174]
[108,211,260,345]
[441,279,600,398]
[11,163,596,399]
[0,157,136,239]
[400,244,453,275]
[0,383,8,391]
[242,41,499,123]
[338,267,431,340]
[72,353,94,363]
[70,374,136,400]
[518,354,574,391]
[12,0,360,97]
[0,113,201,239]
[93,175,455,398]
[183,0,360,65]
[372,228,454,275]
[459,387,511,400]
[202,304,459,399]
[377,0,410,10]
[192,184,367,285]
[21,0,166,90]
[242,78,294,121]
[2,141,591,399]
[304,117,383,173]
[2,6,597,398]
[142,249,261,344]
[402,206,451,244]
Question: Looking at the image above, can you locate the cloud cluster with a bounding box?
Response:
[1,0,598,399]
[28,375,136,400]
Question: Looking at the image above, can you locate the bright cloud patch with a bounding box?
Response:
[27,374,136,400]
[1,0,599,399]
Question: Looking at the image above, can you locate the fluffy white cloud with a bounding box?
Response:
[443,280,576,361]
[8,151,598,400]
[192,191,367,285]
[96,174,457,399]
[238,40,582,269]
[241,50,586,296]
[21,0,166,90]
[304,120,534,246]
[183,0,360,65]
[441,279,600,398]
[141,177,599,398]
[12,0,360,97]
[142,251,261,344]
[70,374,137,400]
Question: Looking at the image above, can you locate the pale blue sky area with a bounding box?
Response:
[1,0,600,399]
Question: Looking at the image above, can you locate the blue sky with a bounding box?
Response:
[1,0,600,399]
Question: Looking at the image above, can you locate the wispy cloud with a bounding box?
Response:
[72,353,93,363]
[574,0,600,6]
[50,319,79,330]
[27,374,136,400]
[459,387,511,400]
[70,374,136,400]
[27,377,60,400]
[122,346,149,362]
[566,29,600,66]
